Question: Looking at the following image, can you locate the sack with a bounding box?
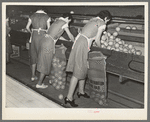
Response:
[88,51,108,106]
[49,44,67,90]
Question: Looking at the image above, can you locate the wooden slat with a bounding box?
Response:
[6,98,17,108]
[107,28,144,37]
[117,35,144,43]
[6,76,63,108]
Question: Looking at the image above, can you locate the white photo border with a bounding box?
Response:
[2,2,149,120]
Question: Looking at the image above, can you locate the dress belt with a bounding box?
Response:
[29,28,47,43]
[32,28,47,34]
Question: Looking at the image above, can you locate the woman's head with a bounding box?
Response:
[97,10,112,23]
[62,13,73,22]
[36,6,48,13]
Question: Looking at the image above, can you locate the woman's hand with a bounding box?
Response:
[95,25,107,47]
[64,27,75,42]
[98,25,106,31]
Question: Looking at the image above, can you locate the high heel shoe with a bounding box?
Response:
[77,92,90,98]
[64,97,78,107]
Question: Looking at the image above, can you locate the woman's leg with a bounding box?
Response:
[36,72,48,88]
[67,75,78,101]
[30,37,38,80]
[78,79,86,94]
[31,64,37,78]
[37,72,45,85]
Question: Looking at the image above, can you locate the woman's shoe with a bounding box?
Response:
[36,84,48,89]
[49,80,52,85]
[77,92,90,98]
[31,76,38,82]
[64,97,78,107]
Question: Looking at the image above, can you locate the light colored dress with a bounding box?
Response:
[37,17,70,75]
[66,17,106,80]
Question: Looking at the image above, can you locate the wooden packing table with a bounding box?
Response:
[9,30,144,84]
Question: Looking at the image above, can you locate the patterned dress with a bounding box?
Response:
[30,11,50,65]
[37,17,69,75]
[66,17,106,80]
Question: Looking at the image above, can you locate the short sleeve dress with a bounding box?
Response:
[66,17,106,80]
[30,12,50,65]
[36,17,69,75]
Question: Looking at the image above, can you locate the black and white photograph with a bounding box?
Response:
[2,2,148,120]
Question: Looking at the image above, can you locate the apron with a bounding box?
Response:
[29,28,47,43]
[66,33,95,79]
[72,33,95,51]
[44,34,58,54]
[36,34,55,75]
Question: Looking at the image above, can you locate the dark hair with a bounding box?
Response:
[62,13,73,20]
[36,6,48,13]
[97,10,112,21]
[62,13,73,24]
